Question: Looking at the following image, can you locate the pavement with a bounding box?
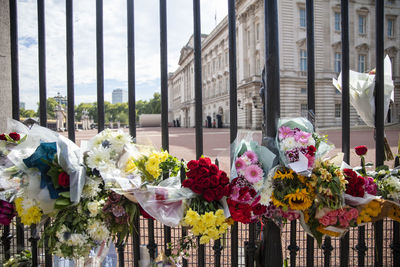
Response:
[62,124,400,173]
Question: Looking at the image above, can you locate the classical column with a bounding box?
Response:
[249,7,256,78]
[0,0,12,132]
[237,14,246,82]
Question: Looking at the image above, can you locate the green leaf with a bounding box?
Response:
[58,191,70,198]
[55,198,71,207]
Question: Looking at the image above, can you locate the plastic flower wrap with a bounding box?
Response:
[333,55,395,160]
[227,135,276,224]
[372,167,400,201]
[277,117,332,174]
[42,175,110,260]
[4,121,86,225]
[0,119,28,168]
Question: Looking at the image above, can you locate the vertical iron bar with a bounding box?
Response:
[159,0,171,257]
[30,225,39,267]
[10,0,19,120]
[117,239,125,267]
[288,220,299,267]
[7,0,20,257]
[193,0,204,265]
[322,238,333,267]
[213,159,222,267]
[1,225,12,260]
[127,0,136,141]
[305,1,316,265]
[180,161,188,267]
[44,220,52,267]
[340,0,350,265]
[147,219,157,259]
[96,0,104,132]
[306,0,315,124]
[262,1,282,266]
[66,0,75,142]
[356,226,367,266]
[228,1,238,266]
[374,1,384,266]
[392,150,400,266]
[127,1,139,266]
[247,223,256,267]
[38,0,47,127]
[193,0,203,159]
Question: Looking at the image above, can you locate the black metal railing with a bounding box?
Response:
[2,0,398,266]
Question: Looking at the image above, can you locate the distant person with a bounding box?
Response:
[212,119,216,128]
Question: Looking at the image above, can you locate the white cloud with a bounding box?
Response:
[17,0,228,110]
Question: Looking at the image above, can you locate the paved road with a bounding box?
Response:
[63,124,399,173]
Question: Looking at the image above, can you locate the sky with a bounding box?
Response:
[17,0,228,110]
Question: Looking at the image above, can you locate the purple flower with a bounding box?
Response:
[112,205,126,217]
[244,165,264,183]
[294,131,311,145]
[235,158,247,172]
[279,126,294,140]
[0,200,15,226]
[364,177,377,195]
[285,149,299,162]
[243,151,258,164]
[109,192,122,203]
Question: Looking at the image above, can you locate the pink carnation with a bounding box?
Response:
[364,177,377,195]
[319,216,331,226]
[339,216,349,228]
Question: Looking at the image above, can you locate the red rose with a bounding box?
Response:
[203,189,216,202]
[8,132,20,141]
[307,145,316,156]
[222,185,230,197]
[345,175,365,197]
[343,168,357,179]
[191,183,203,194]
[210,175,220,187]
[209,164,219,174]
[219,171,228,179]
[186,169,198,179]
[139,206,154,220]
[220,175,229,186]
[198,167,210,177]
[58,172,70,187]
[199,157,211,167]
[182,179,194,188]
[197,177,211,189]
[355,145,368,156]
[0,134,6,141]
[187,160,199,170]
[253,204,267,216]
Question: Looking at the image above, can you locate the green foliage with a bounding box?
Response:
[3,250,32,267]
[19,108,37,118]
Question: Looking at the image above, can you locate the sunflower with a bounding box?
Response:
[284,188,313,210]
[271,193,287,209]
[273,168,294,180]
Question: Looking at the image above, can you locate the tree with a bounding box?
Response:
[36,98,62,119]
[20,108,37,119]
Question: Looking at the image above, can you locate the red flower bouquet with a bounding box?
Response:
[182,157,230,202]
[344,168,366,198]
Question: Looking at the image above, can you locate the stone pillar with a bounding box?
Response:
[0,0,12,132]
[237,15,246,82]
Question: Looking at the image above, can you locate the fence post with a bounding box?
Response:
[261,0,282,266]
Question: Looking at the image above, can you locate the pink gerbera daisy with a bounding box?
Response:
[235,158,246,172]
[279,126,294,140]
[243,151,258,164]
[294,130,311,145]
[244,165,263,183]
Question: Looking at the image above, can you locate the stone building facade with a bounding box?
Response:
[168,0,400,129]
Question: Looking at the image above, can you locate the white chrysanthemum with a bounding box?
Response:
[307,137,315,146]
[82,177,102,199]
[87,220,110,242]
[21,198,36,210]
[281,136,298,151]
[87,201,100,217]
[66,233,88,247]
[109,131,132,154]
[259,180,273,206]
[253,179,264,192]
[378,170,387,175]
[384,175,400,200]
[86,146,112,170]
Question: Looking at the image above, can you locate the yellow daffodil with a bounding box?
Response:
[199,235,210,244]
[202,212,216,227]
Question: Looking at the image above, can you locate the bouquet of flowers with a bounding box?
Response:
[0,119,28,167]
[3,121,86,226]
[180,157,232,244]
[277,117,331,174]
[42,175,111,260]
[227,137,276,224]
[372,167,400,201]
[333,55,395,160]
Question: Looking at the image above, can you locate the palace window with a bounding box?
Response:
[358,54,366,73]
[335,104,341,118]
[300,8,306,28]
[301,88,306,94]
[334,12,341,31]
[387,19,394,37]
[301,104,308,118]
[300,49,307,72]
[334,52,341,73]
[358,15,366,34]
